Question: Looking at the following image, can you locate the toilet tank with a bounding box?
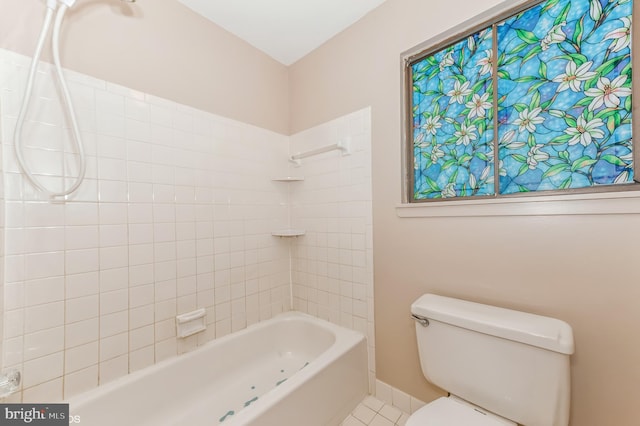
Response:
[411,294,574,426]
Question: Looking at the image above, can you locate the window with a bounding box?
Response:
[404,0,635,202]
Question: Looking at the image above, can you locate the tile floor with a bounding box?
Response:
[341,395,410,426]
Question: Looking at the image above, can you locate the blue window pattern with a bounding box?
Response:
[411,0,633,200]
[412,28,495,199]
[497,0,633,194]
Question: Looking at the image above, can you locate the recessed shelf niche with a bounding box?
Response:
[271,177,304,238]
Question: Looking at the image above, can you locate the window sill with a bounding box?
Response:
[396,191,640,218]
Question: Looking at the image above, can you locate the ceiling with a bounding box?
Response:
[177,0,388,65]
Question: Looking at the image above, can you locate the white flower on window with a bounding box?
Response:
[467,36,476,52]
[513,107,545,133]
[465,92,492,118]
[604,16,631,52]
[584,75,631,110]
[480,165,491,181]
[453,122,478,146]
[590,0,602,21]
[498,160,507,177]
[499,129,527,152]
[421,115,442,136]
[540,22,566,51]
[614,170,630,184]
[552,60,596,92]
[447,80,472,104]
[486,140,495,163]
[476,50,493,76]
[565,116,605,147]
[468,173,477,189]
[430,144,445,164]
[439,51,454,71]
[441,183,457,198]
[526,145,550,170]
[500,129,516,145]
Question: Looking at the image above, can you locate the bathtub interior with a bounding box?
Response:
[68,313,365,426]
[217,359,311,423]
[169,353,312,425]
[208,320,337,424]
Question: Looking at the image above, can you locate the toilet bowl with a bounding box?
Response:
[406,396,516,426]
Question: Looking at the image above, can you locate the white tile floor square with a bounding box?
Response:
[341,396,410,426]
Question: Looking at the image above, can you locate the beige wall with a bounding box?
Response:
[0,0,289,134]
[290,1,640,425]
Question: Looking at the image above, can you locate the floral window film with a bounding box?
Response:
[407,0,634,201]
[497,0,633,194]
[412,28,495,199]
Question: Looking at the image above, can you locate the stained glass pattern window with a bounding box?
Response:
[409,0,634,201]
[497,0,633,194]
[412,29,495,199]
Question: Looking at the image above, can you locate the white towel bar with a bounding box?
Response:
[289,137,351,165]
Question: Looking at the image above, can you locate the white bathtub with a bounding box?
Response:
[67,312,368,426]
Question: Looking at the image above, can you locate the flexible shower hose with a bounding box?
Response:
[13,1,86,199]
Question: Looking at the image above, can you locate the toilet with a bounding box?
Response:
[408,294,574,426]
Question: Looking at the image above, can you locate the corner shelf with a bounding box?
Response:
[272,229,306,237]
[272,177,305,237]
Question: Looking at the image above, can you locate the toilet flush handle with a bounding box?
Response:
[411,314,429,327]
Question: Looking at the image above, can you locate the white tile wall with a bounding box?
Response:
[0,48,293,401]
[0,49,375,404]
[289,108,375,391]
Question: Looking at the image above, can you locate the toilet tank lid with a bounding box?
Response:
[411,294,574,354]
